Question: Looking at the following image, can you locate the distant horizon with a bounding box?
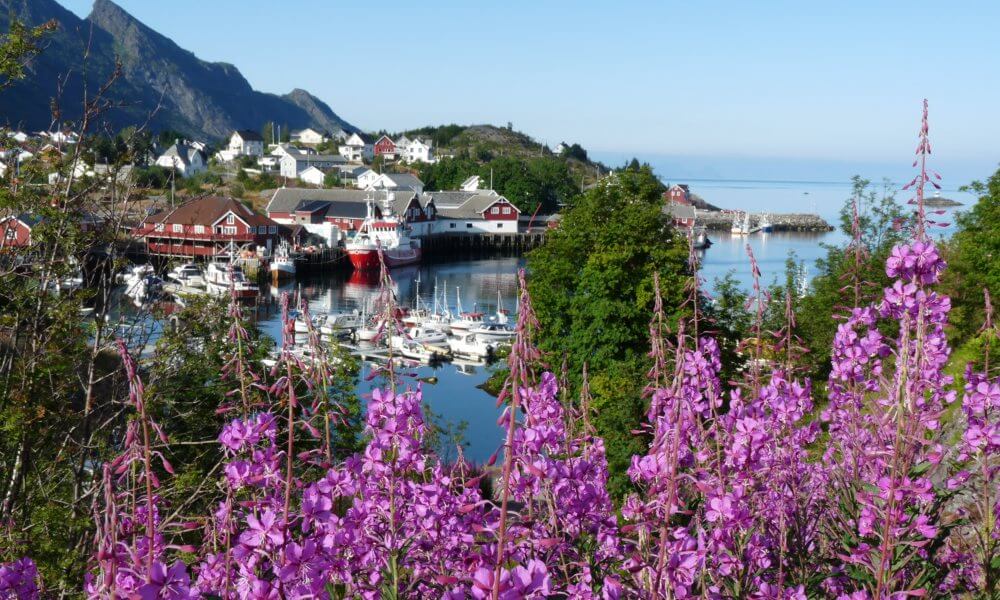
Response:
[56,0,1000,175]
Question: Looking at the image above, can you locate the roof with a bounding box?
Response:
[283,154,347,164]
[143,196,276,228]
[426,190,518,219]
[0,213,42,228]
[159,142,204,165]
[664,203,696,221]
[267,187,420,217]
[307,200,371,220]
[371,172,423,191]
[233,129,263,142]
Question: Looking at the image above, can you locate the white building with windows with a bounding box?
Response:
[155,141,207,177]
[338,133,373,162]
[403,138,434,163]
[290,128,328,145]
[366,172,424,195]
[298,165,327,186]
[280,153,347,178]
[355,168,379,189]
[227,130,264,157]
[425,190,521,234]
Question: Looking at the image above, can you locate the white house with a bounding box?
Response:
[460,175,482,191]
[553,142,568,155]
[280,153,347,178]
[366,172,424,195]
[155,141,207,177]
[270,144,313,159]
[355,168,379,189]
[298,165,327,186]
[290,128,328,145]
[338,133,373,162]
[228,130,264,158]
[403,138,434,163]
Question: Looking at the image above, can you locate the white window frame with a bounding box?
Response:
[226,214,234,225]
[172,223,183,233]
[223,226,237,235]
[502,206,511,215]
[491,207,500,215]
[194,225,205,234]
[154,223,164,232]
[5,228,17,240]
[268,226,277,234]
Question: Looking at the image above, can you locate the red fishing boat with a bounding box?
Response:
[345,195,421,270]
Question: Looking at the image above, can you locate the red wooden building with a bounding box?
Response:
[0,214,38,248]
[666,184,692,206]
[135,196,285,258]
[373,135,397,158]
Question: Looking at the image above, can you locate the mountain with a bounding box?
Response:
[0,0,356,140]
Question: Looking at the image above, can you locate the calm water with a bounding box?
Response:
[255,258,524,465]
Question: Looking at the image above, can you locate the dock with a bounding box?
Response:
[696,211,832,232]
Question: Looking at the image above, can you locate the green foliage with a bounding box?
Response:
[402,124,465,147]
[0,18,55,91]
[527,167,687,496]
[324,170,342,188]
[944,167,1000,345]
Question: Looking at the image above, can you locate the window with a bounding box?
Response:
[154,223,164,232]
[269,226,277,234]
[226,214,234,225]
[224,226,237,235]
[502,207,511,215]
[497,223,504,229]
[466,223,473,229]
[172,224,183,233]
[491,207,500,215]
[449,223,456,229]
[194,225,205,234]
[5,228,16,240]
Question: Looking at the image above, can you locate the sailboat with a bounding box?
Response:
[449,286,485,332]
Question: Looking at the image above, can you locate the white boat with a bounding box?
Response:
[270,243,296,279]
[731,211,752,235]
[449,287,485,331]
[324,309,365,332]
[205,262,258,298]
[471,322,516,343]
[447,332,496,359]
[167,263,205,287]
[390,337,449,362]
[126,275,163,302]
[405,325,448,345]
[121,264,155,288]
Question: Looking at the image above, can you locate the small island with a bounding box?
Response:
[925,193,963,207]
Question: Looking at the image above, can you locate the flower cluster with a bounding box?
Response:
[0,557,38,599]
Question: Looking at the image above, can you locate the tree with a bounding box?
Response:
[527,167,687,496]
[945,166,1000,345]
[324,170,342,188]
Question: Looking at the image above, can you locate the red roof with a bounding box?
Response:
[143,196,277,229]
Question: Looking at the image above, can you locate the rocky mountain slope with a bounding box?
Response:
[0,0,356,140]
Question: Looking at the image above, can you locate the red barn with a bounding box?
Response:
[136,196,285,258]
[373,135,397,158]
[0,214,38,248]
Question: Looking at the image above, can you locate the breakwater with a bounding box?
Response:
[697,211,833,232]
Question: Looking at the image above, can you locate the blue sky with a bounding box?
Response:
[62,0,1000,179]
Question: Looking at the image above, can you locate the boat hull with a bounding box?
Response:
[270,261,296,279]
[347,247,422,271]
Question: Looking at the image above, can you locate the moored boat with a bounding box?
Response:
[345,193,421,270]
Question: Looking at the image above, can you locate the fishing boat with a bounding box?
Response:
[731,211,752,235]
[204,262,258,298]
[344,193,422,270]
[447,332,496,359]
[121,264,155,287]
[404,325,449,345]
[270,242,297,280]
[167,263,205,287]
[758,213,773,233]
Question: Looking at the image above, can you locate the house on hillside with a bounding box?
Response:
[366,172,424,194]
[280,153,347,178]
[373,135,397,159]
[460,175,482,192]
[355,168,379,189]
[135,196,285,257]
[290,128,328,145]
[338,133,373,162]
[337,165,370,187]
[265,187,435,242]
[553,142,568,155]
[666,184,692,205]
[403,138,434,163]
[155,141,207,177]
[298,166,327,186]
[425,190,520,234]
[664,202,697,229]
[227,130,264,158]
[0,214,40,248]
